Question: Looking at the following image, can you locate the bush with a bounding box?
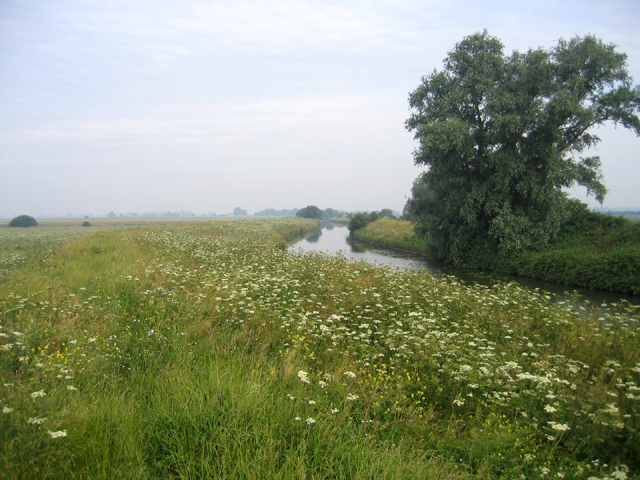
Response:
[9,215,38,228]
[348,212,381,234]
[296,205,323,219]
[82,221,92,227]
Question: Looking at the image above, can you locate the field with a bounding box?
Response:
[1,218,640,479]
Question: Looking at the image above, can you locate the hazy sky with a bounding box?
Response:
[1,0,639,217]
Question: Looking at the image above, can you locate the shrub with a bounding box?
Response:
[296,205,323,219]
[348,212,381,234]
[9,215,38,228]
[82,221,92,227]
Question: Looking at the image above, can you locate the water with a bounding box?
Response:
[289,224,640,307]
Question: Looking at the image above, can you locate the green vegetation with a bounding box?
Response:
[296,205,323,219]
[351,217,429,255]
[498,206,640,295]
[9,215,38,228]
[1,218,639,478]
[354,211,640,295]
[348,210,396,235]
[405,31,640,268]
[348,211,382,234]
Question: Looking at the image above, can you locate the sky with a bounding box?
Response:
[1,0,639,218]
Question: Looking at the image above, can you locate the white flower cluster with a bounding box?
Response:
[297,370,310,384]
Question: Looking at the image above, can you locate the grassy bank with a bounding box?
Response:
[498,210,640,295]
[351,217,429,255]
[1,218,640,478]
[353,215,640,295]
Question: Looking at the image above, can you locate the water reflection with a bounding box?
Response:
[289,225,428,270]
[289,225,640,307]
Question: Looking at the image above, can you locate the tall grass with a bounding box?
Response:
[351,218,429,255]
[1,217,639,479]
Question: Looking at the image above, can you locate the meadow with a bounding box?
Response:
[1,218,639,479]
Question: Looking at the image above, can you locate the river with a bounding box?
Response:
[288,224,640,307]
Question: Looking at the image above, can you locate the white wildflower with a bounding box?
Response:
[30,390,46,399]
[28,417,47,424]
[611,465,629,480]
[48,430,67,439]
[297,370,310,384]
[346,394,359,401]
[344,371,356,378]
[306,417,316,425]
[2,406,14,414]
[67,385,77,391]
[548,422,570,432]
[544,405,557,413]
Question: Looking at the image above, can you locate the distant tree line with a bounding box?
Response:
[295,206,344,220]
[254,208,299,217]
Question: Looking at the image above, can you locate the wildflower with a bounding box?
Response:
[297,370,310,384]
[30,390,46,399]
[2,406,13,414]
[548,422,570,431]
[330,408,339,414]
[344,371,356,378]
[611,465,629,480]
[308,400,316,405]
[544,405,557,413]
[306,417,316,425]
[28,417,47,424]
[346,394,359,401]
[67,385,77,391]
[318,381,328,388]
[453,399,465,406]
[48,430,67,439]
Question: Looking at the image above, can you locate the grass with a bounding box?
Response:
[351,217,429,255]
[1,217,639,479]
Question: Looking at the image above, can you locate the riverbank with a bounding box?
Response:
[350,217,429,255]
[352,214,640,296]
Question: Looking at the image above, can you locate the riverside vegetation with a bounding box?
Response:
[1,218,640,479]
[352,207,640,296]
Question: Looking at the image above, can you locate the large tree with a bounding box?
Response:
[296,205,323,219]
[405,31,640,267]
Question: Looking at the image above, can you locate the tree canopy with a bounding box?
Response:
[296,205,323,219]
[405,31,640,267]
[9,215,38,228]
